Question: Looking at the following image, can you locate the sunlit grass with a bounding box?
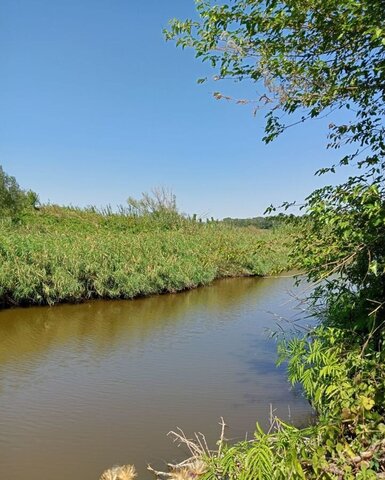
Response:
[0,206,295,307]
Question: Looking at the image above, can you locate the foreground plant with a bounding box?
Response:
[99,464,137,480]
[147,421,222,480]
[151,328,384,479]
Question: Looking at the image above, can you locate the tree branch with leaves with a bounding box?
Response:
[166,0,385,337]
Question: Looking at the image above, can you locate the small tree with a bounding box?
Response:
[127,187,177,217]
[126,187,183,229]
[0,166,39,219]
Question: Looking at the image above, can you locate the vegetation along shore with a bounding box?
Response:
[0,170,294,308]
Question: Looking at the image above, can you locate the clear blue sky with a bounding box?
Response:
[1,0,349,218]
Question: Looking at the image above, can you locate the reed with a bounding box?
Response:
[0,206,295,307]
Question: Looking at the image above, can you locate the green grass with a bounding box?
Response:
[0,205,294,307]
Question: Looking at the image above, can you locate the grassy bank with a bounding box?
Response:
[0,206,294,308]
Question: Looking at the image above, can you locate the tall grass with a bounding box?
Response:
[0,205,294,307]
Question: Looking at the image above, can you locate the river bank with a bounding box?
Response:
[0,206,295,308]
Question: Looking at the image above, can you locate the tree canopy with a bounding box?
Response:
[165,4,385,477]
[166,0,384,147]
[166,0,385,335]
[0,166,38,219]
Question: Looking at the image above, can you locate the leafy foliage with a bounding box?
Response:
[166,0,385,334]
[165,0,385,478]
[0,165,39,221]
[195,327,385,480]
[166,0,384,145]
[293,178,385,341]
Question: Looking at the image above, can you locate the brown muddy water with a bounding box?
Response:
[0,276,313,480]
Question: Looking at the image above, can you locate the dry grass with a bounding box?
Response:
[99,464,137,480]
[147,418,226,479]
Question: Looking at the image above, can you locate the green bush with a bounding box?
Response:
[0,166,38,221]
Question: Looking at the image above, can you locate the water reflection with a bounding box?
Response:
[0,277,312,480]
[0,277,271,365]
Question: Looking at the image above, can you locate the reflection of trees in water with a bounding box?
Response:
[0,277,286,369]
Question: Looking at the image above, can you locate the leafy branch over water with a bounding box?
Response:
[161,0,385,478]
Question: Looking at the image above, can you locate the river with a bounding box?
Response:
[0,276,312,479]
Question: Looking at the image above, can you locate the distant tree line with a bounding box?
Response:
[222,213,301,229]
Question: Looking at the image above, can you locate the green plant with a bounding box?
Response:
[0,204,293,307]
[163,1,385,477]
[163,328,384,479]
[165,0,385,335]
[0,165,38,221]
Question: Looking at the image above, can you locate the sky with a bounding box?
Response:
[1,0,351,219]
